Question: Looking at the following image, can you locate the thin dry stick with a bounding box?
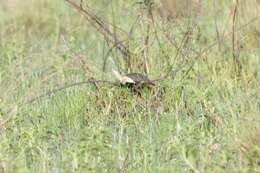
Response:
[160,20,195,80]
[140,13,150,74]
[27,79,118,104]
[0,79,116,128]
[102,38,131,72]
[148,7,173,68]
[60,34,94,75]
[232,0,242,75]
[110,1,120,65]
[64,0,131,60]
[166,15,260,80]
[212,0,222,51]
[26,15,260,104]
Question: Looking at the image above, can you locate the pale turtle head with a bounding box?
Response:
[112,70,135,85]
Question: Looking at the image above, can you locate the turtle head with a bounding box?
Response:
[121,76,135,84]
[113,70,135,84]
[112,70,122,81]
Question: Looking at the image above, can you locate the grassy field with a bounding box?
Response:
[0,0,259,172]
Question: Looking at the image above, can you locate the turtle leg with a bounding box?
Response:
[132,84,143,96]
[130,84,137,94]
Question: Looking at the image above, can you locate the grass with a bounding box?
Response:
[0,0,259,172]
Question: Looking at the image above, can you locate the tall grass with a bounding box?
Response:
[0,0,259,172]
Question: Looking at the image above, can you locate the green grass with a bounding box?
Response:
[0,0,259,172]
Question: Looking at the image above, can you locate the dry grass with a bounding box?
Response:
[0,0,259,172]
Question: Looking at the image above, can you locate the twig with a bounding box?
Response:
[64,0,131,60]
[161,20,195,80]
[26,14,260,104]
[110,1,122,71]
[212,0,221,51]
[102,38,129,72]
[27,79,117,104]
[148,6,173,68]
[60,34,94,75]
[232,0,242,75]
[140,11,150,74]
[165,15,260,80]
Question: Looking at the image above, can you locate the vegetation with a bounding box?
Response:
[0,0,259,172]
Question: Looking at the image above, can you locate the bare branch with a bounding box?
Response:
[140,12,150,74]
[27,79,118,104]
[64,0,131,60]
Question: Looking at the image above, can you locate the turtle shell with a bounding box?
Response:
[124,73,154,85]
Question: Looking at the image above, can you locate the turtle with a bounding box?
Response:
[113,70,155,92]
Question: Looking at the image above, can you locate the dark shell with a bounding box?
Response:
[125,73,155,85]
